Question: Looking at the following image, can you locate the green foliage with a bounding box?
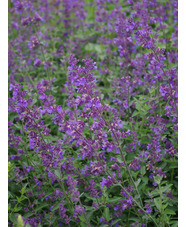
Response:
[8,0,178,226]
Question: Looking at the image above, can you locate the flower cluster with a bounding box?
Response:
[8,0,177,226]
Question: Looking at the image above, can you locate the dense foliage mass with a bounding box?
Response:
[8,0,178,226]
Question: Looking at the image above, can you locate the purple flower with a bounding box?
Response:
[48,171,53,178]
[100,177,107,189]
[12,22,19,30]
[73,205,85,219]
[127,196,133,205]
[121,203,128,211]
[28,36,40,50]
[33,12,44,23]
[33,58,41,67]
[146,204,151,214]
[99,217,105,223]
[44,61,52,69]
[167,191,173,199]
[100,176,115,189]
[21,17,31,26]
[10,155,21,160]
[14,0,25,13]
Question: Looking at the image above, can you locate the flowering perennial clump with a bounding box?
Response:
[8,0,177,226]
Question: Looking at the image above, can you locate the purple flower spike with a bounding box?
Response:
[28,36,40,50]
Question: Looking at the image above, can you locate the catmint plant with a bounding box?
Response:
[8,0,178,226]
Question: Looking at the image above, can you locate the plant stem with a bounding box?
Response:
[143,37,178,116]
[78,198,92,227]
[116,181,158,226]
[100,113,143,208]
[158,183,165,227]
[106,166,158,225]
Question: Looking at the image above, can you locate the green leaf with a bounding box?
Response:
[142,176,149,184]
[54,169,61,178]
[8,191,13,199]
[161,184,173,193]
[140,166,146,175]
[171,222,178,227]
[9,214,18,223]
[52,201,61,211]
[104,207,110,221]
[79,213,86,223]
[108,197,122,203]
[163,159,177,164]
[150,189,159,197]
[169,163,178,169]
[164,209,176,215]
[17,215,24,227]
[134,179,141,187]
[154,176,163,185]
[87,210,96,220]
[111,219,121,226]
[154,198,161,211]
[24,212,33,218]
[35,204,48,212]
[128,217,141,222]
[84,193,97,202]
[80,222,87,227]
[14,207,22,212]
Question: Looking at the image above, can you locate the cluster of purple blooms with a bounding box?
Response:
[8,0,177,226]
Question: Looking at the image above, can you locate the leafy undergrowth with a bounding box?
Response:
[8,0,178,226]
